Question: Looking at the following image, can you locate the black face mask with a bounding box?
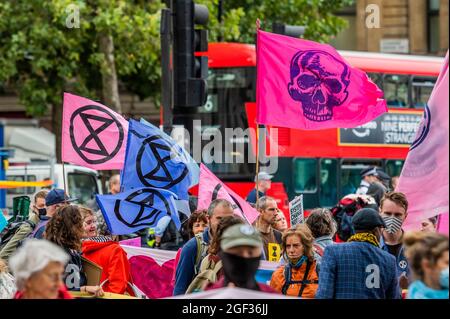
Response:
[38,208,47,216]
[218,251,261,290]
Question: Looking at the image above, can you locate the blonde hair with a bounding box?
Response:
[404,231,449,281]
[78,206,94,220]
[282,224,315,261]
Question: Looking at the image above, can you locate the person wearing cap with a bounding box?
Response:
[270,224,319,298]
[356,166,380,195]
[246,172,274,204]
[316,207,401,299]
[30,188,77,240]
[204,224,275,293]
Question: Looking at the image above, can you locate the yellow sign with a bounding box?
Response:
[268,243,281,262]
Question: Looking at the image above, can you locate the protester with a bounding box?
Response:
[366,181,387,207]
[330,194,376,242]
[0,258,16,299]
[316,208,400,299]
[44,205,104,297]
[108,174,121,195]
[186,215,244,293]
[421,216,439,233]
[270,224,319,298]
[404,231,449,299]
[80,206,133,295]
[253,196,283,261]
[305,208,336,267]
[185,210,209,239]
[171,210,210,288]
[173,199,234,295]
[246,172,273,204]
[273,209,288,233]
[32,188,77,239]
[0,190,49,261]
[8,239,72,299]
[379,192,410,289]
[205,224,275,293]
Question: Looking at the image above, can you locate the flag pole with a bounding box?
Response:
[255,19,261,205]
[62,162,67,195]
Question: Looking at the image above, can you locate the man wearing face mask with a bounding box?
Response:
[30,189,77,240]
[205,224,275,293]
[0,190,48,262]
[316,208,401,299]
[379,192,410,289]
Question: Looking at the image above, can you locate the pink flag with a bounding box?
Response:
[198,164,260,225]
[62,93,128,170]
[256,29,387,130]
[397,52,449,234]
[119,237,141,247]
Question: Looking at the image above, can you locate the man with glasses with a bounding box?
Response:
[31,189,77,239]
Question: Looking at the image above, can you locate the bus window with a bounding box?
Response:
[384,74,409,107]
[293,158,317,193]
[319,158,338,207]
[385,160,404,178]
[68,173,99,206]
[411,76,436,108]
[368,72,383,89]
[6,175,37,195]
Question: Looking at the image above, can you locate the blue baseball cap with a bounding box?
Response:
[45,189,78,206]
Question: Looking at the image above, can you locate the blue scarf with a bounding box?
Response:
[289,255,308,268]
[408,280,449,299]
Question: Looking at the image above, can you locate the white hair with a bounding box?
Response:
[9,239,69,291]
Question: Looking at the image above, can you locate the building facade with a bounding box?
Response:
[330,0,448,56]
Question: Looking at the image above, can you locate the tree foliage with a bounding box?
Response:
[0,0,354,119]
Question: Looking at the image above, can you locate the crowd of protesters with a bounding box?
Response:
[0,168,448,299]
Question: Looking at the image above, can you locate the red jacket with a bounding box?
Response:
[82,239,132,295]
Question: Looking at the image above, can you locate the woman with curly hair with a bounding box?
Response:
[270,224,319,298]
[45,205,104,297]
[404,231,449,299]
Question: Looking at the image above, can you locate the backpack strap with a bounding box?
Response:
[298,260,312,297]
[194,233,207,275]
[281,264,292,295]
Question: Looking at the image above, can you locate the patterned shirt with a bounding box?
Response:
[316,241,401,299]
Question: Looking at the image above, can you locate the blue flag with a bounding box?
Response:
[121,119,196,202]
[96,187,181,235]
[140,118,199,187]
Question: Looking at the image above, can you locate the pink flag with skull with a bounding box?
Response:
[256,29,387,130]
[62,93,128,170]
[397,51,449,234]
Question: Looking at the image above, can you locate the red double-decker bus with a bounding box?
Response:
[171,42,444,219]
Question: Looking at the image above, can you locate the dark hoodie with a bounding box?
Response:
[82,236,132,294]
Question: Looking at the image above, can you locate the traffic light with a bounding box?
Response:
[173,0,209,107]
[272,22,306,38]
